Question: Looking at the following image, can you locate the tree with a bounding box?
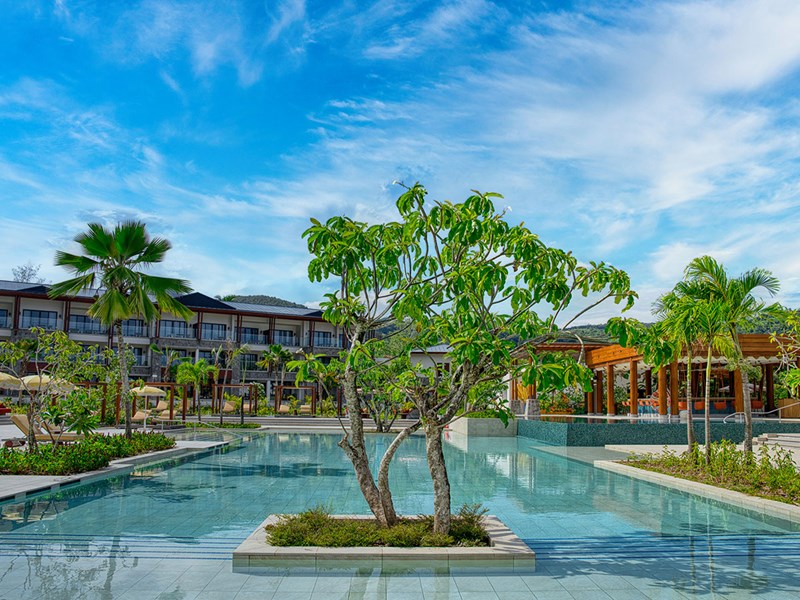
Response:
[0,329,110,450]
[257,344,293,405]
[684,256,780,454]
[215,339,249,426]
[12,262,47,284]
[149,344,188,382]
[49,221,194,439]
[304,184,635,534]
[176,359,217,422]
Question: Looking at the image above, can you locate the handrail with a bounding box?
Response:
[723,400,800,423]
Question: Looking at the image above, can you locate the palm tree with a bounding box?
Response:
[257,344,293,407]
[217,340,249,426]
[685,256,779,454]
[50,221,193,439]
[176,359,217,423]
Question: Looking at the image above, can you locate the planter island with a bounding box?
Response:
[233,514,535,574]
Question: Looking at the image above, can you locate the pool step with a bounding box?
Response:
[755,433,800,449]
[0,533,240,561]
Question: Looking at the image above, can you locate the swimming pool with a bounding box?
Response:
[1,430,799,599]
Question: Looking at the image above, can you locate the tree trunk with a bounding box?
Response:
[25,392,37,452]
[424,422,451,535]
[377,421,421,524]
[115,321,132,440]
[704,346,712,465]
[338,325,396,527]
[686,352,696,451]
[741,366,753,456]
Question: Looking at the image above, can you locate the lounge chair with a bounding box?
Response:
[222,401,237,413]
[299,404,312,415]
[11,414,84,443]
[278,403,291,415]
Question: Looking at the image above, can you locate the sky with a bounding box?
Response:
[1,0,799,324]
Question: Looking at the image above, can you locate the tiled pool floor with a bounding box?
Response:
[1,431,799,599]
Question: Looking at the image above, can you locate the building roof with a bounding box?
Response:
[0,280,324,320]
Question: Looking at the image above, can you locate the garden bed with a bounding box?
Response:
[0,432,176,475]
[233,509,534,574]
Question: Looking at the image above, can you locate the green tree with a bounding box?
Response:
[49,221,194,439]
[176,359,217,422]
[304,184,635,533]
[684,256,779,454]
[257,344,293,405]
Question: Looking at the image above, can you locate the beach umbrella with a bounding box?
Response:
[0,373,21,390]
[21,375,74,392]
[130,385,167,397]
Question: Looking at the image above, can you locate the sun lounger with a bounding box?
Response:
[278,403,291,415]
[11,414,84,443]
[299,404,312,415]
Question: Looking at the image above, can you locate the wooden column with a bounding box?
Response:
[629,360,639,416]
[645,369,652,397]
[734,368,744,413]
[606,365,615,415]
[670,362,679,415]
[766,364,775,411]
[586,389,594,414]
[658,366,668,415]
[596,370,604,414]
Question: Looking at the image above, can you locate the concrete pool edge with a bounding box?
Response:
[595,460,800,525]
[0,439,230,503]
[232,514,535,574]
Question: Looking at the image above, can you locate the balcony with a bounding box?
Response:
[70,322,107,335]
[122,325,148,337]
[21,317,58,330]
[161,327,194,339]
[312,337,340,348]
[272,333,297,346]
[239,331,268,345]
[201,330,228,341]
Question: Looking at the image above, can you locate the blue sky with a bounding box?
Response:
[1,0,799,323]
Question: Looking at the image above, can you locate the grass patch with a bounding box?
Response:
[0,432,176,475]
[624,440,800,505]
[266,504,491,548]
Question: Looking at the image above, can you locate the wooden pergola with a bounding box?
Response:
[581,334,794,417]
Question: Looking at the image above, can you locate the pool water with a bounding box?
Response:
[1,430,800,599]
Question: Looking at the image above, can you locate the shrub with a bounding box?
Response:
[265,505,489,548]
[0,432,176,475]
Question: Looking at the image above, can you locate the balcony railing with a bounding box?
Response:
[273,333,297,346]
[21,317,58,330]
[70,323,107,335]
[122,325,148,337]
[201,330,228,341]
[239,331,268,344]
[161,327,194,339]
[312,337,339,348]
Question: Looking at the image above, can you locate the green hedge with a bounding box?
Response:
[0,432,176,475]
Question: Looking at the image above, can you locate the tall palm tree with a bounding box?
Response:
[685,256,780,454]
[257,344,293,406]
[176,359,217,423]
[49,221,193,438]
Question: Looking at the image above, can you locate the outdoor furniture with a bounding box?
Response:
[299,404,312,415]
[222,402,237,413]
[11,414,84,443]
[278,403,291,415]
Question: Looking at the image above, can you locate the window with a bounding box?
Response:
[122,319,146,337]
[159,348,188,365]
[69,314,106,334]
[80,344,104,363]
[241,353,260,371]
[199,350,216,362]
[161,320,192,338]
[21,309,57,330]
[131,347,147,366]
[0,309,9,328]
[201,323,227,341]
[272,329,296,346]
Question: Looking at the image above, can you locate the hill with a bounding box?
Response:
[220,294,307,309]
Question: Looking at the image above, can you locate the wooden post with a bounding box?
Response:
[587,388,594,415]
[181,385,187,421]
[658,366,668,415]
[596,370,604,414]
[606,365,615,415]
[734,368,744,413]
[169,385,175,420]
[629,360,639,416]
[766,364,775,411]
[645,369,652,397]
[670,362,679,415]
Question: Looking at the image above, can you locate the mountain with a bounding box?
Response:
[223,294,307,309]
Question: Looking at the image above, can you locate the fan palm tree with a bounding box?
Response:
[176,359,218,423]
[684,256,780,454]
[49,221,193,438]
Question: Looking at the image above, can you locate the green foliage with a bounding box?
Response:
[40,387,102,436]
[0,432,175,475]
[265,504,489,547]
[626,440,800,504]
